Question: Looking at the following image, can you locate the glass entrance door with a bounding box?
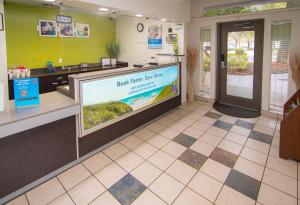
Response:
[218,20,264,111]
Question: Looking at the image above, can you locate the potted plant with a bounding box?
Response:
[172,36,179,62]
[106,42,120,66]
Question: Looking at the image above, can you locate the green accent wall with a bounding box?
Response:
[4,2,116,69]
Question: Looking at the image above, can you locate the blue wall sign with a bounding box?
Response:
[14,78,40,108]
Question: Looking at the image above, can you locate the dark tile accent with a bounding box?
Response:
[213,120,233,131]
[225,170,261,200]
[210,148,238,168]
[173,133,197,148]
[204,112,223,119]
[235,120,255,130]
[109,174,146,205]
[249,131,273,144]
[178,149,207,170]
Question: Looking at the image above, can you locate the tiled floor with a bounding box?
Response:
[6,101,299,205]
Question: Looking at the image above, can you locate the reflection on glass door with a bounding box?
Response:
[226,31,255,99]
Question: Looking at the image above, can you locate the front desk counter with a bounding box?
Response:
[0,63,181,203]
[0,92,80,202]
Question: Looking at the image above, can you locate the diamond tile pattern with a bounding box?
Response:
[7,101,298,205]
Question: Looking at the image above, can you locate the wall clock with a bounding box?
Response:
[137,23,144,32]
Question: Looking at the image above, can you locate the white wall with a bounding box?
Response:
[116,16,187,103]
[79,0,191,22]
[187,8,300,111]
[0,0,8,112]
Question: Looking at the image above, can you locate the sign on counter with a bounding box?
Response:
[14,78,40,108]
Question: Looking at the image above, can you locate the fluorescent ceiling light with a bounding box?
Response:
[98,7,110,12]
[135,14,144,18]
[160,18,167,22]
[45,0,55,2]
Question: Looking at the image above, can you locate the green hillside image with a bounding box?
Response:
[83,101,133,130]
[153,80,178,103]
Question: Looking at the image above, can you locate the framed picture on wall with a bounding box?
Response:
[39,20,57,37]
[166,34,178,44]
[59,23,74,37]
[0,13,4,31]
[76,23,90,38]
[148,25,162,49]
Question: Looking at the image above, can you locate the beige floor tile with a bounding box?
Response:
[120,135,143,149]
[233,157,264,181]
[190,121,211,132]
[159,127,180,140]
[161,141,187,158]
[90,191,121,205]
[257,183,297,205]
[183,127,204,139]
[215,185,255,205]
[266,156,297,179]
[48,193,74,205]
[185,112,204,121]
[240,147,267,166]
[173,187,212,205]
[116,151,144,172]
[131,161,162,186]
[135,128,156,140]
[225,132,247,145]
[200,133,222,146]
[269,145,279,158]
[239,117,257,124]
[271,137,280,147]
[206,126,228,138]
[218,139,242,155]
[149,173,185,204]
[188,171,222,202]
[253,125,274,136]
[103,143,129,160]
[131,189,167,205]
[68,176,105,205]
[263,168,297,197]
[94,162,127,189]
[147,134,170,148]
[58,164,91,190]
[148,150,176,170]
[133,142,158,159]
[256,119,277,129]
[26,178,65,205]
[245,138,270,154]
[169,122,190,132]
[230,125,251,137]
[200,159,231,183]
[190,139,215,157]
[156,117,175,127]
[219,116,237,124]
[146,122,166,133]
[6,195,28,205]
[198,116,217,125]
[82,152,112,174]
[178,116,197,126]
[166,160,197,185]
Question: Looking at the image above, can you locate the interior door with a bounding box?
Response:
[217,19,264,111]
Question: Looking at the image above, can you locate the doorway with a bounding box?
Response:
[215,19,264,117]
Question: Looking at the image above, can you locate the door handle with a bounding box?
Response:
[221,61,227,69]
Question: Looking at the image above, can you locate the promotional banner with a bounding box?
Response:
[81,65,179,133]
[14,78,40,108]
[148,25,162,49]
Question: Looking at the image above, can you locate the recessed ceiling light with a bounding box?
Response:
[135,14,144,18]
[160,18,167,22]
[98,7,110,12]
[45,0,55,2]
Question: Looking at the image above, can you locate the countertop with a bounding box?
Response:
[0,92,80,138]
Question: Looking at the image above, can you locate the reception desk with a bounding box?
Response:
[0,63,181,203]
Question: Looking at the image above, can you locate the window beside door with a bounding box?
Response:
[199,28,211,97]
[270,21,291,112]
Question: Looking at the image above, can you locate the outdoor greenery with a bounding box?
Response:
[228,49,250,71]
[83,101,132,130]
[106,42,120,59]
[203,2,287,17]
[203,55,211,72]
